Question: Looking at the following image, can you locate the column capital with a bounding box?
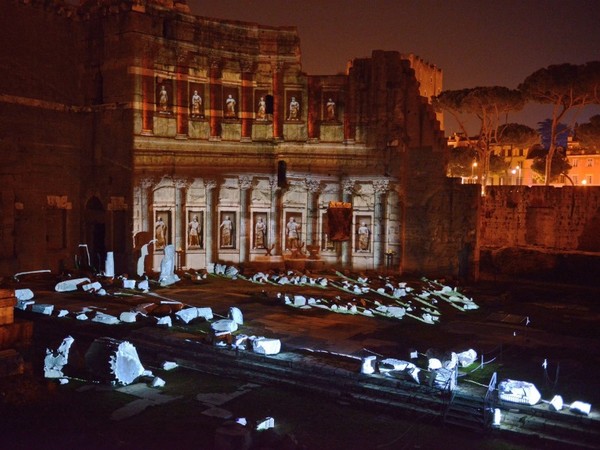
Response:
[204,179,217,191]
[373,179,390,194]
[174,177,190,190]
[139,177,155,189]
[239,59,255,73]
[305,177,321,194]
[272,60,285,73]
[238,175,253,191]
[342,178,356,194]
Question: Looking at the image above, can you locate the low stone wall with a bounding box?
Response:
[481,186,600,252]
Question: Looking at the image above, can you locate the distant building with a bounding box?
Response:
[0,0,478,279]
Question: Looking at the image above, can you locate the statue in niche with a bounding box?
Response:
[220,215,233,247]
[286,217,300,250]
[288,96,300,120]
[188,215,201,248]
[191,90,202,117]
[155,216,167,249]
[357,221,371,252]
[256,96,267,120]
[326,98,336,121]
[254,217,266,248]
[159,85,168,112]
[225,94,236,118]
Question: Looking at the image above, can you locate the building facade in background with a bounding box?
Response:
[0,0,478,279]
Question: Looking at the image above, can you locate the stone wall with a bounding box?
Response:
[480,186,600,284]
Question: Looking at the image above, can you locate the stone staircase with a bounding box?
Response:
[443,391,490,432]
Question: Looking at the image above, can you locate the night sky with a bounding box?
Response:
[190,0,600,135]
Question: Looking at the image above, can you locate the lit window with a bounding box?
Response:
[587,158,593,167]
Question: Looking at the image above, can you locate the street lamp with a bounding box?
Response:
[471,162,478,183]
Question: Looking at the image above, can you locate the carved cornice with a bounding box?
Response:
[204,179,217,190]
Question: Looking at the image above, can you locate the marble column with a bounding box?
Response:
[240,60,254,142]
[271,61,284,140]
[238,175,252,263]
[341,178,355,266]
[139,177,154,236]
[204,179,217,266]
[305,178,321,246]
[209,58,222,141]
[373,179,390,270]
[174,178,189,254]
[269,177,281,255]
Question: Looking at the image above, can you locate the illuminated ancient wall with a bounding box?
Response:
[0,0,477,279]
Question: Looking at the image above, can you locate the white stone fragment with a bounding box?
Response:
[293,295,306,307]
[32,304,54,315]
[256,417,275,431]
[57,310,69,318]
[15,289,34,301]
[162,361,178,371]
[252,337,281,355]
[55,278,91,292]
[570,401,592,415]
[175,307,199,324]
[122,279,136,289]
[44,336,74,379]
[457,349,478,367]
[119,312,138,323]
[550,395,564,411]
[498,379,542,405]
[110,341,145,385]
[16,300,35,310]
[59,378,69,385]
[428,358,442,370]
[151,377,166,388]
[82,281,103,292]
[387,306,406,319]
[361,355,377,374]
[229,307,243,325]
[137,279,150,291]
[142,369,154,377]
[211,319,238,335]
[235,417,247,426]
[92,312,120,325]
[76,313,88,320]
[156,316,172,327]
[159,245,180,286]
[104,251,115,277]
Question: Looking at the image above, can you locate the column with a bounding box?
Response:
[373,179,390,270]
[175,63,188,139]
[209,58,222,141]
[269,177,281,255]
[174,178,189,255]
[341,178,355,266]
[204,179,217,266]
[238,175,252,263]
[141,49,154,135]
[307,78,320,142]
[305,178,320,246]
[271,61,284,140]
[344,75,356,143]
[240,60,254,142]
[139,177,154,236]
